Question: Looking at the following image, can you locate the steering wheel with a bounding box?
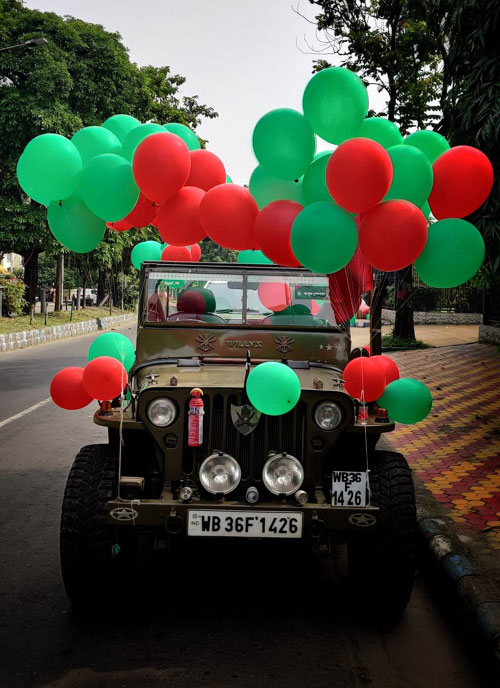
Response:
[166,313,226,323]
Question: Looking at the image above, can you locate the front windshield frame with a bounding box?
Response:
[140,261,340,332]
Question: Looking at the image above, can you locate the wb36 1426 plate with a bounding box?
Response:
[188,510,303,538]
[331,471,368,508]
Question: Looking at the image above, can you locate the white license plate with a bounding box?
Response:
[331,471,368,507]
[187,510,303,538]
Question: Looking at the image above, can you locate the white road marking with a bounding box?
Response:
[0,398,51,429]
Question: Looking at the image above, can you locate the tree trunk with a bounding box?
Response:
[55,253,64,311]
[97,269,107,305]
[22,248,40,314]
[82,280,86,309]
[393,267,416,341]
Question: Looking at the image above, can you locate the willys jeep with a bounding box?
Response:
[60,262,417,616]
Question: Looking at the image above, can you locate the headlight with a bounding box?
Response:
[314,402,343,431]
[147,398,177,427]
[262,452,304,496]
[199,452,241,495]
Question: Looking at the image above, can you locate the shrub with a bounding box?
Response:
[0,266,26,316]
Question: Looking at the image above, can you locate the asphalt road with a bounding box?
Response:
[0,329,481,688]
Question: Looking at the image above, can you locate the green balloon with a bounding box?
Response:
[421,200,431,219]
[384,145,433,207]
[404,130,450,163]
[71,126,122,165]
[378,378,432,424]
[246,362,301,416]
[226,174,233,183]
[302,67,368,144]
[164,122,201,150]
[415,218,485,288]
[357,117,403,149]
[291,202,358,274]
[122,123,165,161]
[249,165,303,209]
[237,250,273,264]
[131,241,162,269]
[101,114,141,144]
[252,108,316,181]
[81,154,139,222]
[17,134,82,204]
[88,332,136,372]
[47,191,106,253]
[301,151,333,205]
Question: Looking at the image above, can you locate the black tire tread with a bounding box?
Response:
[60,444,127,605]
[348,449,417,619]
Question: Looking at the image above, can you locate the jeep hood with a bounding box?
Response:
[135,362,342,393]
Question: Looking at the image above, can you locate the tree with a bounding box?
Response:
[307,0,451,340]
[0,0,217,310]
[441,0,500,290]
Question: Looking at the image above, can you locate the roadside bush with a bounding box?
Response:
[0,266,26,316]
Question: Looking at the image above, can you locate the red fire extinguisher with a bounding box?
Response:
[188,388,204,447]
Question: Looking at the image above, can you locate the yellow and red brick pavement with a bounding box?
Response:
[387,343,500,552]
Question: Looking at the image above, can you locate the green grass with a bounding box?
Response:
[382,332,430,350]
[0,307,135,334]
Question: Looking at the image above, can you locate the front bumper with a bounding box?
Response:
[107,491,380,534]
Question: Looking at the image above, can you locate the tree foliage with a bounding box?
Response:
[441,0,500,288]
[0,0,218,307]
[307,0,450,133]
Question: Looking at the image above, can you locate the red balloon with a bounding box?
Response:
[370,354,400,384]
[343,357,386,402]
[177,289,206,313]
[132,132,191,203]
[326,138,393,214]
[363,345,371,355]
[186,149,226,191]
[254,200,302,267]
[157,186,206,245]
[199,184,259,250]
[50,367,93,410]
[107,219,132,232]
[122,192,157,228]
[190,243,202,261]
[358,200,428,271]
[429,145,494,220]
[82,356,127,401]
[161,245,192,261]
[257,283,292,312]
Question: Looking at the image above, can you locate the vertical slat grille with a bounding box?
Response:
[186,392,307,482]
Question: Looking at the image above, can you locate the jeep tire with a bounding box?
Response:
[60,444,135,607]
[347,450,417,620]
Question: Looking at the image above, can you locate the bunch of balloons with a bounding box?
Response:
[343,353,432,424]
[246,66,493,287]
[50,332,135,410]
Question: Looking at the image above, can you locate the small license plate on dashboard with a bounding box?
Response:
[331,471,368,507]
[187,510,303,538]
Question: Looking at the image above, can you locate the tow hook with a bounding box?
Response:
[165,507,183,535]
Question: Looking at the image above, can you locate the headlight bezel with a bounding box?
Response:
[146,397,178,428]
[313,401,343,431]
[262,452,304,496]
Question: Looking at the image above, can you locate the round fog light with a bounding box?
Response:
[262,452,304,496]
[199,452,241,495]
[314,402,343,431]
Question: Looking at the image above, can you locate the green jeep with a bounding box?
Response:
[60,262,417,616]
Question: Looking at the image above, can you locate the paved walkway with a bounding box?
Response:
[388,344,500,564]
[350,323,479,348]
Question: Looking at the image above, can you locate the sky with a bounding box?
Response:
[23,0,354,184]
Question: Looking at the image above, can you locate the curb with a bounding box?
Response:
[0,314,136,352]
[413,475,500,680]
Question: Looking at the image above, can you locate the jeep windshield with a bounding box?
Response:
[142,262,336,329]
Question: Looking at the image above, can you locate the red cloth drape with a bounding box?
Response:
[328,246,373,323]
